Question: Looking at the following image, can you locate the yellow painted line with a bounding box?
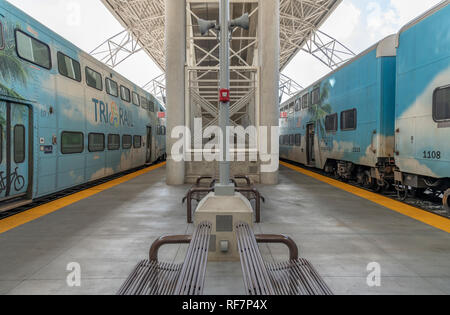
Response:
[280,161,450,234]
[0,162,166,234]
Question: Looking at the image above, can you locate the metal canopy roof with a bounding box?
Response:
[100,0,343,71]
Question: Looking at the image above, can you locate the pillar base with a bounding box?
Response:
[166,157,185,185]
[260,171,279,185]
[194,192,253,262]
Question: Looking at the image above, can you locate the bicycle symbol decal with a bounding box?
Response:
[0,167,25,194]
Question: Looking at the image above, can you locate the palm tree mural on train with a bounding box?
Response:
[0,22,29,100]
[308,80,333,138]
[0,23,29,152]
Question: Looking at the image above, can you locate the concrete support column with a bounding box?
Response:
[258,0,280,185]
[165,0,186,185]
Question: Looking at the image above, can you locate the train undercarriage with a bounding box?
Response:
[323,159,450,215]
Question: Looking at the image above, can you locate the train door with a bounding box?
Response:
[306,123,315,165]
[0,101,30,202]
[146,126,152,164]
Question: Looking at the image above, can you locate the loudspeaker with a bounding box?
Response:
[230,13,249,30]
[198,18,217,36]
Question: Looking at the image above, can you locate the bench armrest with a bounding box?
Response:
[255,234,299,261]
[149,235,192,262]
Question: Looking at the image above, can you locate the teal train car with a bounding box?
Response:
[280,34,397,188]
[394,1,450,205]
[280,1,450,211]
[0,0,166,210]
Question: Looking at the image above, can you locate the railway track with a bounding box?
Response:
[281,159,450,219]
[0,162,164,221]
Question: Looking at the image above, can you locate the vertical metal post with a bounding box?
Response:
[215,0,233,195]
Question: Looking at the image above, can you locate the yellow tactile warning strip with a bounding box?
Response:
[0,162,166,234]
[280,161,450,234]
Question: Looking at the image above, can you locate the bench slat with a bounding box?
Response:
[236,223,275,295]
[175,222,211,295]
[118,222,212,296]
[267,259,333,295]
[117,261,182,295]
[236,222,333,296]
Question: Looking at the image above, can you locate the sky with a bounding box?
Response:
[6,0,443,89]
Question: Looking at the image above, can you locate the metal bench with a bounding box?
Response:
[117,221,212,295]
[235,222,333,295]
[183,176,266,223]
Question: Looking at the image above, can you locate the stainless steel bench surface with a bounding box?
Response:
[118,221,212,295]
[235,222,333,296]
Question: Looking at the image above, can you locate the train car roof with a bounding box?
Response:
[1,0,161,106]
[396,0,449,48]
[281,34,397,107]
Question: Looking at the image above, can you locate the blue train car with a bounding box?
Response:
[394,1,450,205]
[0,0,165,210]
[280,35,397,187]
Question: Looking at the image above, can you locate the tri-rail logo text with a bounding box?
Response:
[92,98,134,128]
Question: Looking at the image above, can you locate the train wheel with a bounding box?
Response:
[333,170,340,180]
[443,189,450,216]
[362,172,373,189]
[397,186,408,201]
[375,180,384,193]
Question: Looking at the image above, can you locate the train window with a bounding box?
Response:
[108,134,120,151]
[433,86,450,122]
[61,132,84,154]
[289,135,294,146]
[341,109,357,131]
[295,99,301,112]
[295,134,301,146]
[133,136,142,149]
[140,96,148,110]
[311,88,320,105]
[0,21,4,50]
[13,125,26,164]
[302,94,309,109]
[120,86,131,103]
[132,92,140,107]
[106,78,118,97]
[88,133,105,152]
[0,125,2,163]
[325,113,338,133]
[85,67,102,91]
[122,135,132,149]
[284,135,289,145]
[15,30,51,69]
[57,52,81,82]
[148,100,155,112]
[289,103,294,115]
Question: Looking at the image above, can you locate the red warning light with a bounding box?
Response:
[158,112,166,119]
[219,89,230,102]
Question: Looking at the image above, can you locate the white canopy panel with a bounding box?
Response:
[100,0,342,71]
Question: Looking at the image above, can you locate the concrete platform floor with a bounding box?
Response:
[0,165,449,295]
